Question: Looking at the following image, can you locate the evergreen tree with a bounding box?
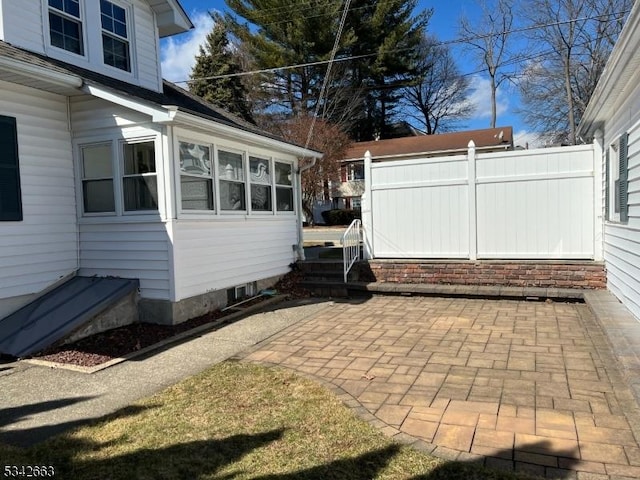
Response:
[189,13,254,124]
[223,0,428,139]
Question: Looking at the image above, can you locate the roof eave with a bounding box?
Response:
[150,0,194,37]
[578,3,640,139]
[173,111,323,158]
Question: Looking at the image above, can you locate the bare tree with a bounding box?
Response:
[459,0,516,128]
[518,0,632,144]
[403,35,474,134]
[266,116,352,225]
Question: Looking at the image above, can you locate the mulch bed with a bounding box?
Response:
[32,270,312,368]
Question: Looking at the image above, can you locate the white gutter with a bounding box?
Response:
[0,56,82,89]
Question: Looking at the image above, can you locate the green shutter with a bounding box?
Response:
[0,115,23,221]
[605,147,610,221]
[619,132,629,223]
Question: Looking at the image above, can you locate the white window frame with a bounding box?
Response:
[248,154,274,214]
[274,160,295,214]
[77,134,160,218]
[177,139,215,213]
[45,0,86,59]
[347,161,365,181]
[100,0,132,73]
[217,146,248,214]
[121,138,159,214]
[80,142,115,215]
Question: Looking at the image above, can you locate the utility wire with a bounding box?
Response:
[177,9,628,85]
[304,0,352,149]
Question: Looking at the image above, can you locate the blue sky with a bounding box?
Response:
[161,1,535,146]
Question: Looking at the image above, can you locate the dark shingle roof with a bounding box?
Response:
[0,40,300,146]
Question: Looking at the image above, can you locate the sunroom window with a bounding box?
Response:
[179,141,214,211]
[48,0,83,55]
[100,0,130,71]
[275,161,294,212]
[123,141,157,211]
[249,156,272,212]
[219,150,246,211]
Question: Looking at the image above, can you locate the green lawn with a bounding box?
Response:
[0,362,534,479]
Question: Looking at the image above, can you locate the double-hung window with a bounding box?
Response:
[80,139,157,215]
[275,161,294,212]
[81,143,114,213]
[0,116,23,221]
[123,141,157,211]
[249,156,272,212]
[219,150,246,211]
[48,0,83,55]
[179,142,213,211]
[100,0,130,71]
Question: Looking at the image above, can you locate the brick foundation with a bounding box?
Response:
[356,261,607,289]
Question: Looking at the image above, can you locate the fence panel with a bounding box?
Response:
[365,145,595,260]
[370,155,470,258]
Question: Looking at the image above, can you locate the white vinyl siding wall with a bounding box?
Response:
[172,218,297,301]
[72,100,171,299]
[0,0,162,91]
[0,81,77,310]
[603,106,640,321]
[0,0,45,54]
[78,221,171,299]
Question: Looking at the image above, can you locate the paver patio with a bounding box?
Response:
[241,296,640,479]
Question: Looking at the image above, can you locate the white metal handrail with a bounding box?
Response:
[341,219,362,283]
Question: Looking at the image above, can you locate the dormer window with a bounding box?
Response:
[48,0,83,55]
[100,0,130,72]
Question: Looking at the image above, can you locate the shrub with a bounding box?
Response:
[321,208,361,226]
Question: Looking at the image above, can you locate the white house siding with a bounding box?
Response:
[70,96,152,132]
[0,0,162,92]
[0,80,77,316]
[172,218,298,302]
[131,0,162,92]
[78,221,171,299]
[0,1,45,54]
[603,117,640,321]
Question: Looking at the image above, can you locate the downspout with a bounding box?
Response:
[296,157,317,261]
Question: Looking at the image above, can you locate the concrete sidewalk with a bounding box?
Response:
[0,299,331,447]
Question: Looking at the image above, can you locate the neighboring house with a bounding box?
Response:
[578,1,640,322]
[0,0,321,325]
[332,127,514,210]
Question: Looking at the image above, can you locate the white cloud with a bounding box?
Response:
[160,12,214,83]
[467,75,509,121]
[513,129,543,149]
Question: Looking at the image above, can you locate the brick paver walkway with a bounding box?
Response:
[242,296,640,479]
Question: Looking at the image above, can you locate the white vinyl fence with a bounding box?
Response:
[361,143,600,260]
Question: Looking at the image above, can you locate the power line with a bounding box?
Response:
[304,0,352,149]
[176,9,629,85]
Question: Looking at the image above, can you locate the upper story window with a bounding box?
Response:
[48,0,83,55]
[100,0,130,71]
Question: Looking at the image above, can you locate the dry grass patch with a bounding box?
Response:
[1,362,534,479]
